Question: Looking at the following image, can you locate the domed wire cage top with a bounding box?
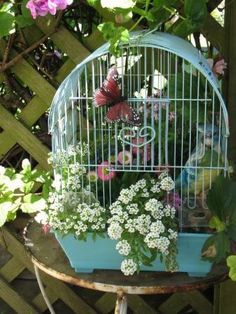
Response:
[48,31,229,231]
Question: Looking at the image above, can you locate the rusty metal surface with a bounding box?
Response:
[24,221,227,295]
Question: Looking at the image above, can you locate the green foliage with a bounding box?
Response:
[227,255,236,281]
[0,12,15,37]
[98,22,130,55]
[0,159,52,227]
[86,0,209,54]
[202,176,236,264]
[0,0,34,38]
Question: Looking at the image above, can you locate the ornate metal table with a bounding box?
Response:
[24,222,227,314]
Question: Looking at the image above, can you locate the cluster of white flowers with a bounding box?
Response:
[46,143,178,276]
[116,240,131,256]
[46,143,107,237]
[47,192,106,237]
[108,173,178,275]
[159,175,175,191]
[120,259,138,276]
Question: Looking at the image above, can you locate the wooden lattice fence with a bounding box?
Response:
[0,2,236,312]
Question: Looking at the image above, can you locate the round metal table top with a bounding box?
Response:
[24,221,227,295]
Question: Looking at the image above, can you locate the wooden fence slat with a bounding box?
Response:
[32,286,58,312]
[0,104,50,170]
[159,290,213,314]
[201,14,224,53]
[128,295,157,314]
[36,17,90,64]
[0,226,97,314]
[225,0,236,165]
[0,97,48,158]
[214,280,236,314]
[95,292,116,313]
[184,291,213,314]
[158,293,190,314]
[0,42,55,105]
[55,58,76,83]
[0,275,39,314]
[0,256,25,282]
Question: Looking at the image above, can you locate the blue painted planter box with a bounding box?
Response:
[54,232,212,277]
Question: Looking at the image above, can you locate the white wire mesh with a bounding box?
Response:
[49,31,229,230]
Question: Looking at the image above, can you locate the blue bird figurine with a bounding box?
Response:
[175,124,224,197]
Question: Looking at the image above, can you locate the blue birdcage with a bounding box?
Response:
[48,31,229,275]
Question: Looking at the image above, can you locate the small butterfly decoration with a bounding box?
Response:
[93,66,141,126]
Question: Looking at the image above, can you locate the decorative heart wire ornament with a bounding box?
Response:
[118,126,156,148]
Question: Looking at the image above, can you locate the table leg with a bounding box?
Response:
[34,264,56,314]
[114,291,127,314]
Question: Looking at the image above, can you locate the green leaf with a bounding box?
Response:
[86,0,101,7]
[173,19,197,38]
[227,255,236,281]
[16,15,34,28]
[0,12,14,38]
[184,0,207,25]
[21,0,33,18]
[0,202,20,227]
[23,181,35,194]
[207,176,236,222]
[22,194,47,213]
[0,2,13,13]
[208,216,226,232]
[98,22,129,55]
[0,203,10,227]
[226,224,236,241]
[202,232,230,264]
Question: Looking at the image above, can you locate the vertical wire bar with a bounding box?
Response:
[209,89,216,190]
[99,59,106,207]
[79,71,85,199]
[218,101,222,165]
[84,65,92,203]
[165,51,170,166]
[143,46,147,168]
[136,46,141,171]
[58,103,64,193]
[91,60,99,200]
[201,77,209,207]
[151,47,155,170]
[193,69,201,207]
[187,63,193,209]
[180,58,185,229]
[121,50,126,173]
[173,55,178,198]
[158,49,162,166]
[114,50,119,171]
[108,54,112,206]
[129,47,133,172]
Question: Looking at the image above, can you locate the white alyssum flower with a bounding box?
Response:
[121,259,138,276]
[160,176,175,191]
[116,240,131,256]
[107,222,123,240]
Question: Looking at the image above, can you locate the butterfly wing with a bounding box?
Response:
[105,102,141,126]
[93,66,121,107]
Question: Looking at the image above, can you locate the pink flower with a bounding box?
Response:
[26,0,49,18]
[165,192,182,210]
[118,151,132,165]
[26,0,72,19]
[97,161,116,181]
[212,58,227,78]
[42,223,51,234]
